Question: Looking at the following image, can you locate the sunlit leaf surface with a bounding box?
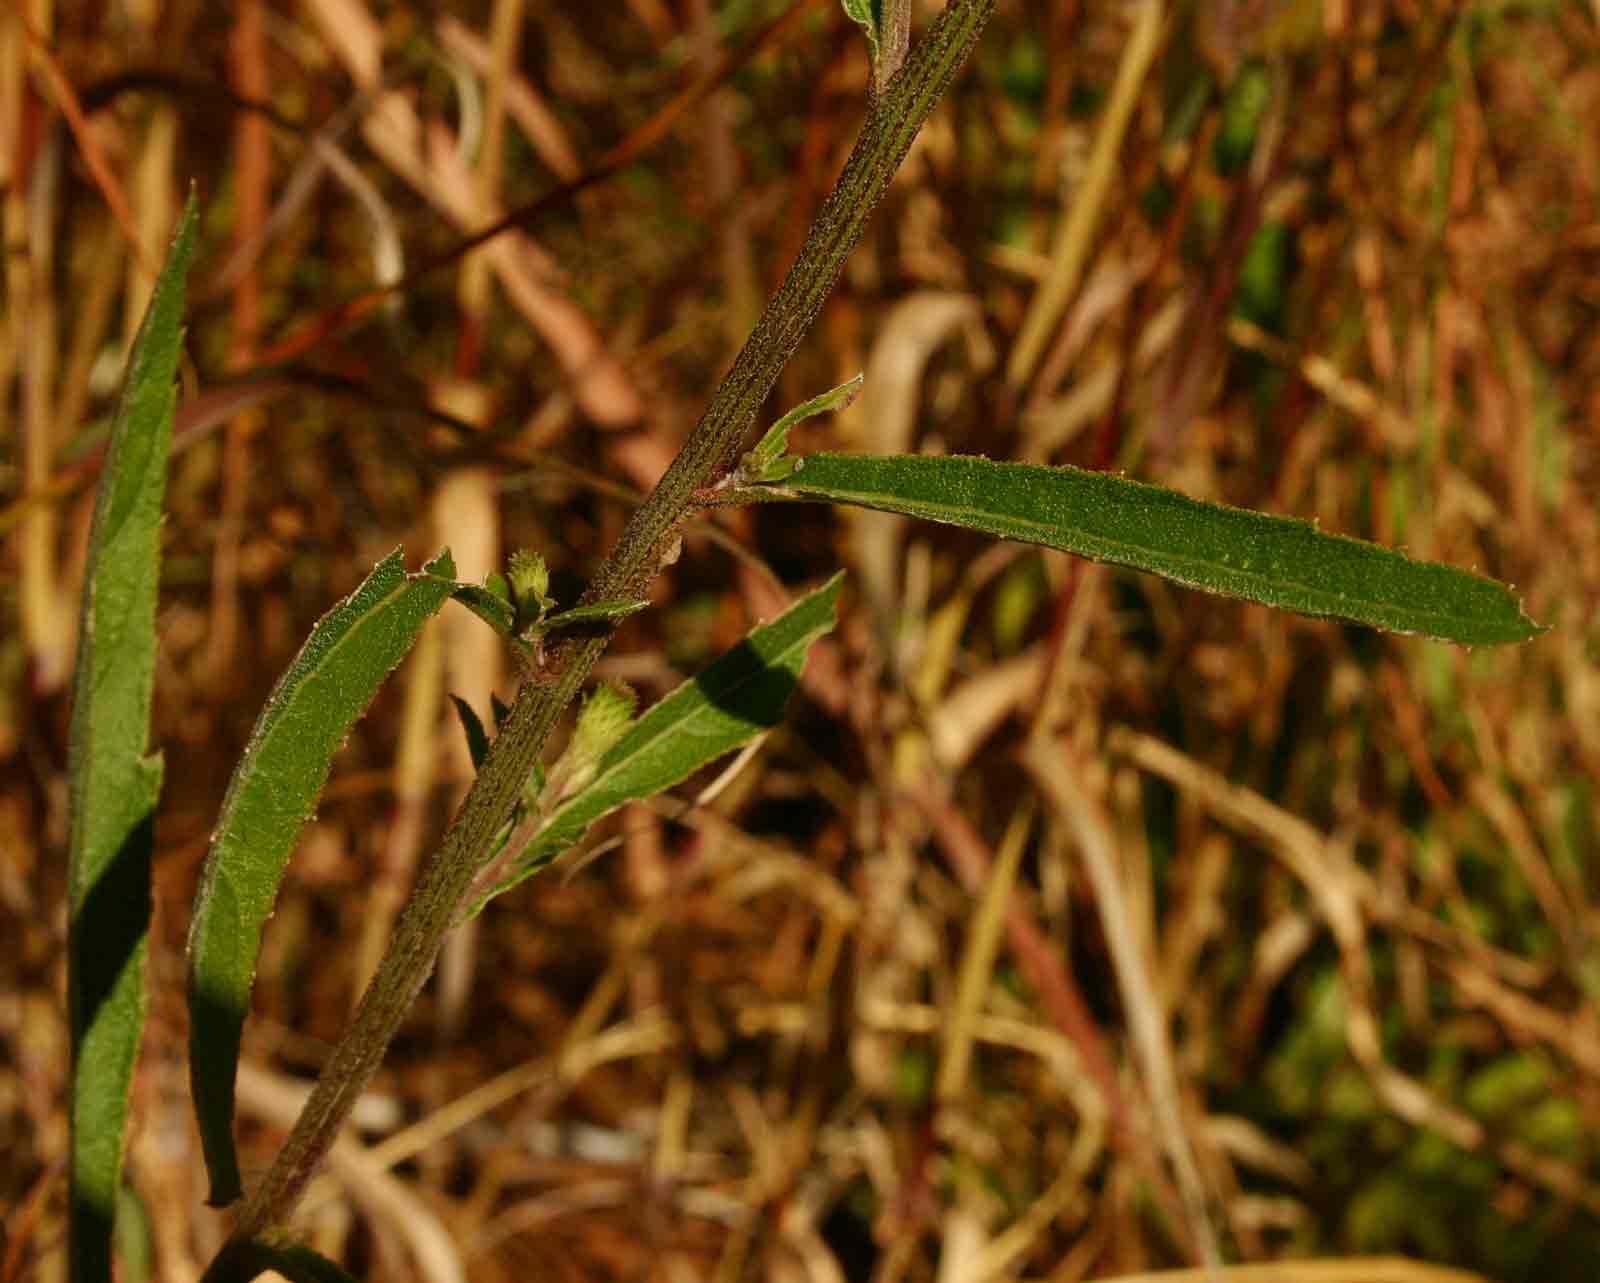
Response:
[759,454,1541,645]
[67,194,198,1283]
[187,549,458,1205]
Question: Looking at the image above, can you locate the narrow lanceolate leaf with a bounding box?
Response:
[468,574,844,914]
[449,582,534,663]
[67,194,197,1283]
[758,455,1542,645]
[187,549,458,1206]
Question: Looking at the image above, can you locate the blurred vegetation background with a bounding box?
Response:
[5,1,1600,1279]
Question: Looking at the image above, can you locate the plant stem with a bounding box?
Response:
[878,0,914,92]
[218,0,995,1251]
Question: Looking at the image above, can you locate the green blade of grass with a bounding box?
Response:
[186,548,459,1206]
[66,193,197,1283]
[468,573,844,914]
[754,454,1541,645]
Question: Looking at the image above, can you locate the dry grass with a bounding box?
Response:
[5,1,1600,1280]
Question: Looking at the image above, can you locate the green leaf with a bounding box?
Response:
[742,374,863,484]
[66,193,197,1283]
[540,599,650,631]
[756,454,1542,645]
[840,0,881,68]
[186,548,458,1206]
[467,574,844,914]
[451,583,644,648]
[450,582,516,636]
[450,694,492,771]
[483,570,512,605]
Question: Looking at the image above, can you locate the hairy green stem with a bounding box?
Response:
[215,0,994,1256]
